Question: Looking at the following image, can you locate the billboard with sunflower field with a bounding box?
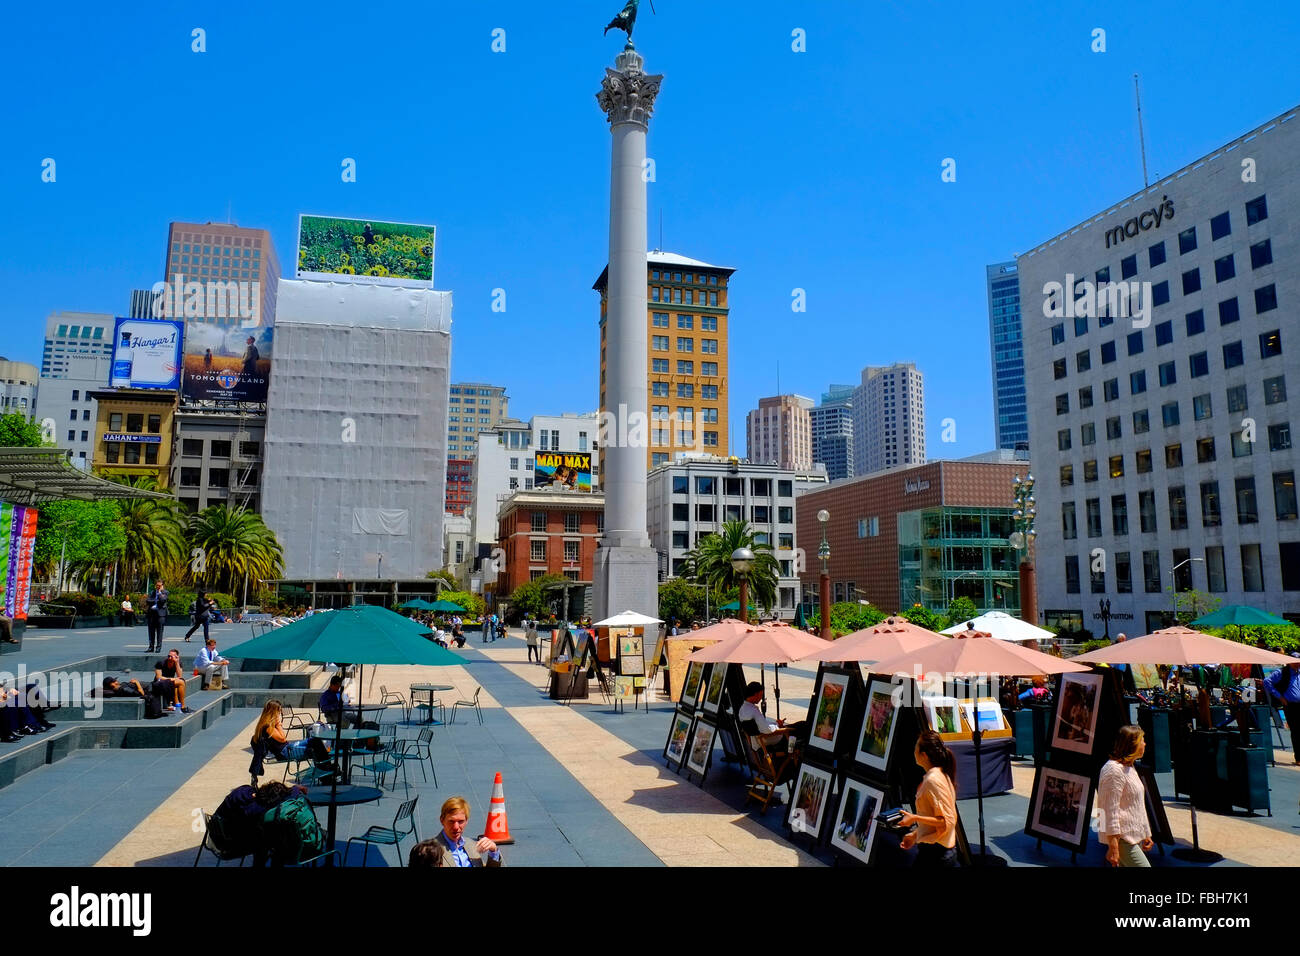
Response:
[296,215,436,287]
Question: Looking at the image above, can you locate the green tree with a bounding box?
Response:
[108,475,187,591]
[33,500,126,588]
[506,573,567,621]
[811,600,886,637]
[425,568,458,590]
[0,412,47,447]
[1168,587,1221,625]
[186,505,285,595]
[658,577,706,627]
[943,596,979,630]
[900,603,945,633]
[438,589,485,618]
[685,519,780,614]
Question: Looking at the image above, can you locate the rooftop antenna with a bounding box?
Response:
[1134,74,1150,188]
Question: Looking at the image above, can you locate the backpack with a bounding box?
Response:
[144,687,166,719]
[264,794,324,864]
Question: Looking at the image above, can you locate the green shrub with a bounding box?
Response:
[1079,638,1111,653]
[52,592,101,616]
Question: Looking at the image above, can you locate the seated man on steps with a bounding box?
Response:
[195,638,231,689]
[155,648,192,712]
[737,681,805,754]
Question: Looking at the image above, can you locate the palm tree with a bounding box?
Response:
[186,504,285,596]
[106,475,187,591]
[686,519,781,614]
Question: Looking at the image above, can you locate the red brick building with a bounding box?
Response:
[445,458,472,515]
[795,455,1031,617]
[496,490,605,606]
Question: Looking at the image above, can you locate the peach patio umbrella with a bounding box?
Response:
[688,622,830,719]
[1073,626,1296,667]
[799,616,947,666]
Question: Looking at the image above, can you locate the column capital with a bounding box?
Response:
[596,49,663,129]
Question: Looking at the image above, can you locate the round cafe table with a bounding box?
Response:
[410,683,454,724]
[309,726,380,784]
[303,784,384,808]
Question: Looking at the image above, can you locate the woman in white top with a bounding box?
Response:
[1098,725,1153,867]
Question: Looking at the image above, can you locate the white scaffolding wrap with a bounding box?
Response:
[261,279,452,580]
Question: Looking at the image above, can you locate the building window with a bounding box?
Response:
[1115,552,1132,593]
[1065,556,1080,594]
[1210,211,1231,241]
[1056,394,1069,415]
[652,312,669,327]
[564,540,580,563]
[752,505,770,523]
[1196,436,1216,462]
[1106,416,1122,440]
[1148,241,1166,268]
[696,503,715,522]
[1100,379,1117,403]
[104,442,119,463]
[1108,455,1124,479]
[1205,546,1226,593]
[695,476,716,495]
[1250,240,1273,270]
[676,383,694,399]
[1155,320,1173,346]
[1111,494,1128,535]
[208,468,228,488]
[778,505,793,522]
[676,337,693,352]
[1086,498,1102,538]
[1235,476,1257,524]
[1081,423,1096,446]
[1057,428,1071,451]
[1200,480,1221,527]
[652,358,669,373]
[1079,386,1094,409]
[109,412,123,431]
[1083,460,1098,482]
[1100,341,1116,364]
[564,513,581,533]
[1227,384,1248,413]
[1275,471,1298,520]
[1121,255,1137,280]
[1158,361,1176,387]
[1231,430,1253,458]
[1143,551,1162,593]
[1076,350,1091,374]
[1263,376,1286,405]
[1135,448,1152,473]
[1074,316,1088,337]
[1219,298,1240,326]
[1139,490,1157,533]
[652,335,668,350]
[530,540,546,562]
[1061,503,1077,540]
[1214,254,1235,283]
[1130,371,1146,395]
[1168,486,1188,530]
[1151,281,1170,307]
[1181,269,1201,295]
[1185,310,1205,336]
[1241,544,1264,592]
[1165,443,1182,469]
[1192,394,1212,421]
[531,512,546,532]
[1245,195,1268,225]
[1053,359,1066,380]
[1127,331,1144,356]
[1188,352,1209,378]
[1268,423,1292,452]
[1260,329,1282,359]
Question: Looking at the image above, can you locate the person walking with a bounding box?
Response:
[526,619,540,664]
[146,581,169,653]
[1097,725,1154,867]
[899,729,961,867]
[185,590,215,643]
[1264,653,1300,765]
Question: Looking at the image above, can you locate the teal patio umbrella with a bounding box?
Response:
[1191,605,1289,629]
[429,599,466,613]
[793,604,807,630]
[223,605,461,859]
[718,600,740,612]
[399,598,437,611]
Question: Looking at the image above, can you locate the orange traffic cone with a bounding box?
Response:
[484,772,515,845]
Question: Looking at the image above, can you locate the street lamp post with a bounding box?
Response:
[1010,474,1038,624]
[817,510,831,641]
[1098,598,1112,642]
[1169,557,1204,625]
[731,547,755,624]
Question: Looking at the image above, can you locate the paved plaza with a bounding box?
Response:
[2,620,1299,867]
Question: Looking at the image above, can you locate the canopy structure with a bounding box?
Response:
[429,598,465,613]
[941,610,1054,643]
[593,610,662,628]
[800,616,947,665]
[1190,605,1290,629]
[1073,626,1295,667]
[0,446,176,505]
[399,598,437,611]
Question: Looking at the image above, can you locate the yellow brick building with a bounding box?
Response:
[595,251,734,470]
[89,389,177,486]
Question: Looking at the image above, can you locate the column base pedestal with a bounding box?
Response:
[592,545,659,623]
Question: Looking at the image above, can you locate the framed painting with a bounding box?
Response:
[922,696,965,737]
[958,698,1008,734]
[663,708,693,768]
[807,669,850,754]
[686,717,716,778]
[1025,766,1095,851]
[618,635,645,676]
[786,761,834,840]
[855,678,901,773]
[680,661,706,710]
[1051,673,1104,756]
[829,775,885,865]
[1135,763,1175,846]
[702,662,728,715]
[614,676,636,700]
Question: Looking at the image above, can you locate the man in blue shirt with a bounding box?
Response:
[1264,653,1300,765]
[318,674,351,728]
[436,796,502,867]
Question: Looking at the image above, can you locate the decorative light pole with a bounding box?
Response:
[1009,473,1037,625]
[817,509,831,641]
[1098,598,1112,642]
[731,547,755,624]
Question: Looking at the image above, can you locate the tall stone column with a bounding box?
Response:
[592,46,663,621]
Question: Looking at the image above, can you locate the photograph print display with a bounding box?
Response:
[923,696,964,736]
[702,662,727,714]
[786,762,834,838]
[686,718,716,777]
[1027,766,1094,850]
[855,679,901,772]
[958,698,1007,733]
[618,635,645,676]
[1051,673,1104,755]
[680,661,706,708]
[663,709,693,768]
[808,670,850,754]
[829,776,885,865]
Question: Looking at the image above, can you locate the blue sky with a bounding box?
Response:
[3,1,1298,460]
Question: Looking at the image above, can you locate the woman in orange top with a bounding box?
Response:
[899,729,961,867]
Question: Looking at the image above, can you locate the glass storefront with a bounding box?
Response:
[898,507,1020,615]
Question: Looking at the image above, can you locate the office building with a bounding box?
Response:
[595,251,735,469]
[746,394,814,470]
[446,458,473,516]
[163,221,280,510]
[647,455,828,618]
[810,385,856,481]
[988,261,1029,450]
[795,453,1028,616]
[446,383,509,458]
[89,388,177,485]
[261,278,451,581]
[1018,104,1300,632]
[495,489,606,616]
[34,312,115,467]
[852,362,926,475]
[0,358,39,417]
[128,289,158,320]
